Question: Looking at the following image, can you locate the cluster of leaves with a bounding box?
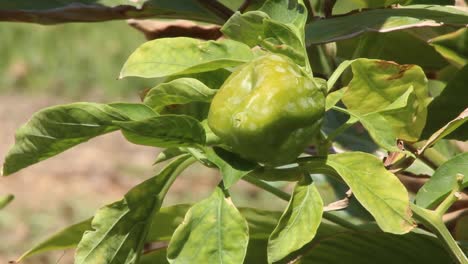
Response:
[1,0,467,263]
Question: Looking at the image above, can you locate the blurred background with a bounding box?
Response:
[0,21,288,263]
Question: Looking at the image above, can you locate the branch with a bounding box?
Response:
[127,19,222,40]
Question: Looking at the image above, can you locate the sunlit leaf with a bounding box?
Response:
[342,58,429,141]
[416,152,468,209]
[2,103,129,176]
[326,153,414,234]
[302,153,414,234]
[75,155,194,264]
[114,115,206,147]
[268,177,323,263]
[167,187,249,263]
[143,78,217,112]
[120,38,253,79]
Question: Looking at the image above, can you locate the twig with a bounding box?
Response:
[238,0,252,13]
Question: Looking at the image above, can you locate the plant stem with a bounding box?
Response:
[325,118,356,142]
[406,143,447,170]
[411,204,468,264]
[243,175,291,201]
[243,174,360,231]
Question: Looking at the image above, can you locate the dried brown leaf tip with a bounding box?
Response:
[127,19,222,40]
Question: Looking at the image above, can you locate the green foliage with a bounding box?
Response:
[166,187,249,263]
[120,38,253,79]
[2,0,468,263]
[268,177,323,263]
[416,153,468,209]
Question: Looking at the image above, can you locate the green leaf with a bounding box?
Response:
[416,152,468,209]
[114,115,206,148]
[300,226,450,263]
[306,5,468,45]
[342,58,430,141]
[147,205,280,242]
[303,153,414,234]
[108,103,159,121]
[222,11,305,64]
[140,249,169,264]
[144,78,217,112]
[325,88,346,111]
[221,11,270,47]
[260,0,307,33]
[0,0,223,24]
[430,28,468,68]
[268,177,323,263]
[154,148,186,165]
[0,194,14,210]
[346,111,399,152]
[120,38,253,79]
[422,64,468,141]
[333,0,406,14]
[75,155,194,264]
[2,103,129,176]
[204,147,257,188]
[18,204,279,261]
[167,187,249,264]
[336,31,448,72]
[419,108,468,154]
[18,219,92,262]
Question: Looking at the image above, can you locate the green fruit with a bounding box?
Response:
[208,54,325,165]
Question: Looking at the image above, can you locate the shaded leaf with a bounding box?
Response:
[18,204,280,261]
[333,0,406,15]
[154,148,186,165]
[120,38,253,79]
[306,5,468,45]
[422,64,468,141]
[108,103,159,120]
[143,78,217,112]
[336,31,448,72]
[167,187,249,263]
[268,177,323,263]
[2,103,129,176]
[416,152,468,209]
[299,226,450,263]
[430,28,468,68]
[114,115,206,147]
[75,155,194,264]
[419,108,468,154]
[18,219,92,262]
[204,147,257,188]
[140,249,169,264]
[0,0,223,24]
[342,58,429,141]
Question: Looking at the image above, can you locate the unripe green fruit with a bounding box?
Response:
[208,54,325,165]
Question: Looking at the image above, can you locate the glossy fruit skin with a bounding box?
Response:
[208,54,325,165]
